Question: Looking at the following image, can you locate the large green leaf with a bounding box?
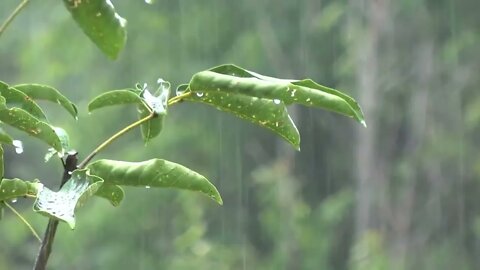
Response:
[87,159,223,205]
[0,81,47,120]
[0,105,63,152]
[13,84,78,119]
[185,90,300,149]
[33,169,103,229]
[0,178,42,201]
[188,64,366,126]
[88,89,142,112]
[63,0,127,59]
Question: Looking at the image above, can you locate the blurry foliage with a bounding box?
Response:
[0,0,480,269]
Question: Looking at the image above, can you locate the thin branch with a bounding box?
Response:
[0,0,30,38]
[78,111,155,168]
[4,201,41,242]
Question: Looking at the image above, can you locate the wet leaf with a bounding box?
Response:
[0,106,63,152]
[0,81,47,120]
[138,84,169,143]
[0,128,14,145]
[33,169,103,229]
[13,84,78,119]
[94,184,124,206]
[87,159,223,205]
[0,178,42,201]
[44,127,70,162]
[88,89,142,112]
[189,64,366,126]
[185,90,300,150]
[63,0,127,60]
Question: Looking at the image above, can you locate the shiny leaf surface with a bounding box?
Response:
[13,84,78,119]
[87,159,223,205]
[63,0,127,59]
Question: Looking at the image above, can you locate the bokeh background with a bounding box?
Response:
[1,0,480,269]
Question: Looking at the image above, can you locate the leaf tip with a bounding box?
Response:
[360,120,367,128]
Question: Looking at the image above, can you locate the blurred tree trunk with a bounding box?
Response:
[352,0,387,236]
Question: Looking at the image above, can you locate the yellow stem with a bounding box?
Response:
[4,201,41,242]
[0,0,30,38]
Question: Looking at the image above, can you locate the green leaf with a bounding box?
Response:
[0,128,14,145]
[94,184,124,206]
[185,90,300,150]
[33,169,103,229]
[0,106,63,152]
[188,64,366,126]
[0,178,42,201]
[138,83,170,142]
[0,81,47,120]
[88,89,142,112]
[87,159,223,205]
[44,127,70,162]
[13,84,78,119]
[63,0,127,59]
[0,145,3,179]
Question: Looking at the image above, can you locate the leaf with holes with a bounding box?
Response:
[185,89,300,150]
[0,178,42,201]
[87,159,223,205]
[188,64,366,126]
[13,84,78,119]
[33,169,103,229]
[0,81,47,120]
[0,102,63,152]
[63,0,127,59]
[88,89,142,112]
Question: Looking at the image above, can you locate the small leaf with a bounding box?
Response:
[13,84,78,119]
[44,127,70,162]
[88,89,142,112]
[0,178,42,201]
[87,159,223,205]
[185,90,300,149]
[33,169,103,229]
[0,106,63,152]
[0,128,14,145]
[63,0,127,59]
[0,81,47,120]
[138,81,170,142]
[188,64,366,125]
[94,184,124,206]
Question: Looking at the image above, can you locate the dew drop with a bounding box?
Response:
[196,92,204,97]
[11,198,17,203]
[145,185,151,189]
[12,140,23,154]
[273,99,281,105]
[145,0,154,3]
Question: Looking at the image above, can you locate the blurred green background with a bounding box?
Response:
[1,0,480,269]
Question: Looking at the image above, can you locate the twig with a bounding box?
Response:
[0,0,30,38]
[4,201,41,242]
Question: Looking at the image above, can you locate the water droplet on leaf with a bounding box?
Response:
[273,99,281,105]
[196,92,204,97]
[12,140,23,154]
[145,185,151,189]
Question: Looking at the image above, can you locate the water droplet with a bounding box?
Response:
[196,92,204,97]
[290,89,297,97]
[306,98,311,102]
[68,171,73,175]
[11,198,17,203]
[12,140,23,154]
[360,120,367,128]
[145,0,154,3]
[145,185,151,189]
[273,99,281,105]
